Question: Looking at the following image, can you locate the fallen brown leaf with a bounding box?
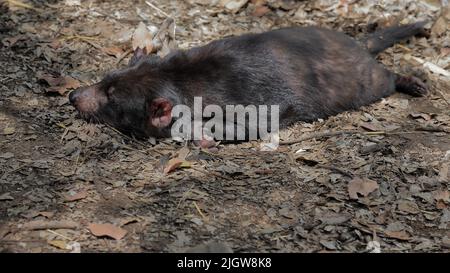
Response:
[2,35,26,47]
[434,190,450,202]
[64,190,88,202]
[22,220,79,230]
[2,126,15,135]
[102,46,125,58]
[48,240,68,250]
[132,22,153,53]
[0,193,14,201]
[360,122,382,132]
[348,177,379,199]
[164,158,186,174]
[252,5,270,17]
[384,230,411,241]
[88,223,127,240]
[410,113,432,121]
[221,0,249,13]
[438,164,449,182]
[38,73,81,95]
[397,200,420,214]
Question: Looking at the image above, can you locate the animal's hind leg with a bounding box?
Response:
[395,74,428,97]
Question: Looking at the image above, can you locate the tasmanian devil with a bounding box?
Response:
[69,22,428,142]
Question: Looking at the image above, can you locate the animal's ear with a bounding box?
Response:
[149,98,172,128]
[129,47,148,66]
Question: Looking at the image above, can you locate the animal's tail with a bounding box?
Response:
[362,21,428,56]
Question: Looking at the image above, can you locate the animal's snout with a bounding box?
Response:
[69,89,80,105]
[68,85,107,114]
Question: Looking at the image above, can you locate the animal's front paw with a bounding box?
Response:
[396,75,428,97]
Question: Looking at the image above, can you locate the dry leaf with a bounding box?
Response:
[360,122,382,132]
[434,190,450,202]
[88,223,127,240]
[164,158,191,174]
[64,190,88,202]
[2,35,26,47]
[438,164,449,182]
[432,6,450,36]
[38,211,55,218]
[25,211,55,219]
[132,22,153,53]
[252,5,270,17]
[118,217,139,227]
[0,193,14,201]
[0,152,14,159]
[22,220,79,230]
[221,0,249,13]
[384,230,411,241]
[151,18,177,58]
[397,200,420,214]
[48,240,68,250]
[38,73,81,95]
[410,113,432,121]
[348,177,379,199]
[177,146,191,161]
[102,46,125,58]
[2,126,15,135]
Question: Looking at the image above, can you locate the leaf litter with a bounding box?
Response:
[0,0,449,253]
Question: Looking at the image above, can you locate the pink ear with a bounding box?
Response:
[150,98,172,128]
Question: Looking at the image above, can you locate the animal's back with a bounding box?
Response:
[184,26,395,125]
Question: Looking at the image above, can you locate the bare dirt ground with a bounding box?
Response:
[0,0,449,253]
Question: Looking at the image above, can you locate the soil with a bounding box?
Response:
[0,0,449,253]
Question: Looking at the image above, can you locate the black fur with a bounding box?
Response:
[69,23,428,140]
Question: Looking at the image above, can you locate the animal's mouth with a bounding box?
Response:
[74,108,103,125]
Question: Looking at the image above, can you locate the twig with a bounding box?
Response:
[46,229,74,241]
[93,10,151,24]
[60,35,102,49]
[6,0,42,11]
[280,130,356,145]
[0,239,48,244]
[193,201,206,219]
[436,90,450,106]
[145,1,170,17]
[21,220,79,230]
[1,163,28,180]
[415,124,450,133]
[116,48,133,65]
[60,35,100,42]
[176,184,195,209]
[316,164,354,178]
[104,124,144,144]
[93,180,110,200]
[280,127,449,145]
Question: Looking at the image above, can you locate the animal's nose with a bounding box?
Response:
[69,90,79,105]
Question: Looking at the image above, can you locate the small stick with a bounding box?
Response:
[193,201,206,219]
[176,184,195,209]
[280,130,356,145]
[281,128,449,145]
[145,1,170,18]
[21,220,79,230]
[60,127,69,143]
[46,229,74,241]
[115,48,133,65]
[316,164,354,178]
[7,0,42,11]
[415,124,450,133]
